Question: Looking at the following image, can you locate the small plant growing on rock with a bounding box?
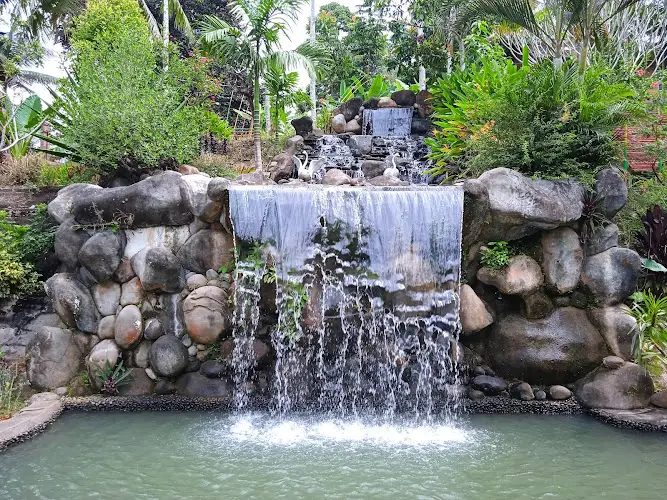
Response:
[95,360,131,396]
[629,291,667,376]
[480,241,510,269]
[579,189,608,243]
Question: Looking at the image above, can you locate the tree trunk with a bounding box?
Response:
[309,0,317,122]
[578,28,589,74]
[264,93,271,135]
[458,39,466,71]
[163,0,169,70]
[253,70,263,172]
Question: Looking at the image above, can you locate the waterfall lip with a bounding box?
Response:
[228,184,463,193]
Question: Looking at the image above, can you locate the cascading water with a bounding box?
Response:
[362,108,414,136]
[229,184,464,421]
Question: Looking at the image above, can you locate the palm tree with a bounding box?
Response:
[140,0,193,68]
[200,0,327,172]
[265,60,310,141]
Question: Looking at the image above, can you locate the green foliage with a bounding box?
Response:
[427,58,640,182]
[58,0,212,174]
[204,112,233,141]
[278,281,308,342]
[579,190,609,244]
[630,291,667,375]
[480,241,510,269]
[0,360,23,418]
[616,176,667,247]
[95,360,132,396]
[0,248,42,300]
[190,154,238,179]
[0,94,44,159]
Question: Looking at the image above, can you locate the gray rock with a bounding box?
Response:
[158,293,185,337]
[339,98,363,121]
[205,269,219,280]
[602,355,626,369]
[650,391,667,408]
[97,315,115,340]
[133,341,152,369]
[200,360,229,378]
[78,231,125,282]
[595,168,628,218]
[187,273,208,291]
[468,388,485,400]
[323,169,352,186]
[574,362,653,409]
[131,247,185,293]
[114,305,143,350]
[473,366,486,376]
[477,255,544,296]
[149,335,189,378]
[86,339,120,383]
[483,307,608,384]
[178,229,234,275]
[291,116,313,137]
[472,375,508,395]
[286,135,304,149]
[71,171,193,228]
[548,385,572,400]
[348,136,373,156]
[535,390,546,401]
[462,179,490,249]
[361,160,385,179]
[585,223,619,256]
[175,371,231,397]
[120,277,145,306]
[117,367,154,396]
[207,177,232,201]
[54,218,90,270]
[48,184,102,224]
[471,168,584,241]
[522,290,554,319]
[510,381,535,401]
[345,119,362,134]
[331,114,347,134]
[45,274,100,334]
[390,90,416,107]
[143,318,164,341]
[378,97,397,108]
[183,286,230,344]
[581,248,641,306]
[26,326,84,390]
[155,379,177,395]
[92,281,121,316]
[540,227,583,294]
[267,146,297,183]
[459,284,493,334]
[180,174,223,223]
[113,257,135,283]
[368,175,409,187]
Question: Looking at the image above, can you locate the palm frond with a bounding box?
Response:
[139,0,162,39]
[169,0,194,42]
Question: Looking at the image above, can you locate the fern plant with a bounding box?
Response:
[95,360,132,396]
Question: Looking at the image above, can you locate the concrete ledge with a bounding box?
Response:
[589,408,667,432]
[0,393,63,451]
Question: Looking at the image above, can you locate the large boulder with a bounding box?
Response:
[48,184,102,224]
[581,248,641,306]
[177,230,234,274]
[574,362,653,409]
[339,98,363,122]
[477,255,543,296]
[483,307,608,384]
[180,174,223,223]
[175,371,231,397]
[131,247,185,293]
[70,172,193,228]
[149,335,189,377]
[471,168,584,241]
[540,227,583,294]
[291,116,313,138]
[595,168,628,218]
[378,97,397,108]
[114,305,143,349]
[462,179,490,249]
[92,281,121,316]
[587,306,637,360]
[391,90,416,107]
[45,274,100,333]
[183,286,230,344]
[54,218,90,270]
[585,223,619,256]
[459,284,493,334]
[266,142,297,183]
[78,231,126,282]
[26,326,84,390]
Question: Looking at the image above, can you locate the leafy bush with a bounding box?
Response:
[635,204,667,294]
[95,360,131,396]
[426,59,640,181]
[480,241,510,269]
[190,154,239,179]
[0,359,23,418]
[57,0,213,174]
[616,176,667,247]
[630,291,667,377]
[0,248,42,300]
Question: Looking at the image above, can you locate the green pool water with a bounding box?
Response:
[0,412,665,499]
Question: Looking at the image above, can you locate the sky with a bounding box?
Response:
[8,0,364,102]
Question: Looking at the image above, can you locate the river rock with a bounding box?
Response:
[113,257,135,283]
[471,168,584,241]
[78,231,126,282]
[522,290,554,319]
[361,160,385,179]
[378,97,397,108]
[477,255,543,296]
[548,385,572,400]
[540,227,583,294]
[391,90,416,107]
[175,371,231,397]
[291,116,313,137]
[535,390,547,400]
[510,381,535,401]
[468,389,484,400]
[339,97,363,121]
[131,247,185,293]
[54,218,90,270]
[118,367,154,396]
[484,307,607,384]
[71,171,193,228]
[26,326,84,390]
[415,90,433,117]
[143,318,164,341]
[595,168,628,218]
[149,335,189,377]
[86,339,120,380]
[183,286,230,344]
[323,169,352,186]
[472,375,508,395]
[180,174,223,223]
[97,315,115,340]
[650,391,667,408]
[459,284,493,334]
[345,119,362,134]
[120,277,145,306]
[92,281,121,316]
[178,229,234,275]
[48,184,103,224]
[187,274,208,291]
[331,114,347,134]
[114,305,143,349]
[133,341,152,369]
[368,175,409,187]
[220,338,272,368]
[348,136,372,156]
[200,360,229,378]
[45,274,100,333]
[602,355,625,369]
[581,248,641,306]
[585,223,619,256]
[574,362,653,409]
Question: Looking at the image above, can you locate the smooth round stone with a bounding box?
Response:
[55,387,68,397]
[548,385,572,400]
[143,318,164,341]
[650,391,667,409]
[149,335,188,378]
[535,390,547,401]
[98,315,116,340]
[205,269,219,280]
[187,274,207,291]
[187,345,198,357]
[468,389,484,400]
[145,367,157,380]
[114,305,143,349]
[473,366,486,376]
[602,355,626,369]
[182,336,193,348]
[121,277,145,306]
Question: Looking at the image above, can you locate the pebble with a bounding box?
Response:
[206,269,219,280]
[145,368,157,381]
[188,345,198,357]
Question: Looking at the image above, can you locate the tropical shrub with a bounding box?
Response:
[630,290,667,377]
[616,176,667,247]
[95,360,132,396]
[636,205,667,294]
[57,0,212,175]
[480,241,510,269]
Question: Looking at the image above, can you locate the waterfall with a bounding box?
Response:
[229,184,464,419]
[362,108,414,136]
